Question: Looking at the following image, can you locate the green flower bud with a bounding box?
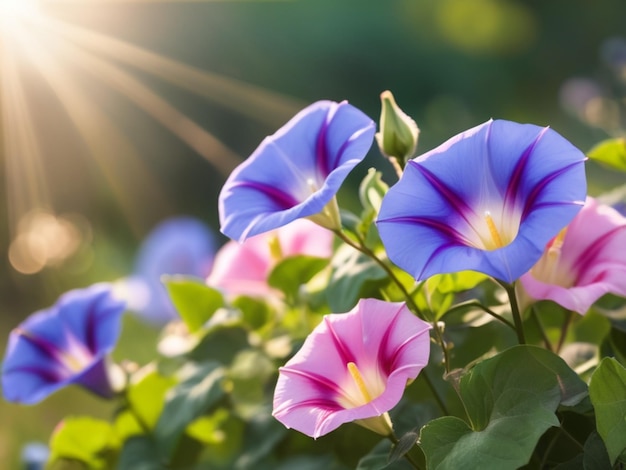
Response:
[375,90,419,166]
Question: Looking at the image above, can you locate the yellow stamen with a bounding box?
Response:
[267,234,283,261]
[551,227,568,251]
[347,362,372,403]
[484,211,504,249]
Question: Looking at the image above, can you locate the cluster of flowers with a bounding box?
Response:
[3,94,626,466]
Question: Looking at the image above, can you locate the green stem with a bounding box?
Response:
[498,281,526,344]
[444,300,516,331]
[388,433,423,470]
[333,229,451,373]
[333,229,420,314]
[421,370,449,416]
[530,306,553,352]
[556,310,575,353]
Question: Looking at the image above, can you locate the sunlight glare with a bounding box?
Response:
[0,0,41,32]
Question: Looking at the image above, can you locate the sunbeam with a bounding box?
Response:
[0,0,303,275]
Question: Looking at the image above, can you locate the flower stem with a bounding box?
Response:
[444,300,516,331]
[333,229,451,373]
[530,306,553,352]
[556,310,575,353]
[498,281,526,344]
[421,369,449,415]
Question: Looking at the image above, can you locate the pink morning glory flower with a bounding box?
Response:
[272,298,431,438]
[518,197,626,314]
[207,219,333,299]
[219,100,375,242]
[376,119,587,283]
[2,284,126,405]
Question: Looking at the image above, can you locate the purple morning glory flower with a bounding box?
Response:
[219,100,375,242]
[130,216,215,324]
[273,299,431,438]
[377,119,587,283]
[1,284,125,405]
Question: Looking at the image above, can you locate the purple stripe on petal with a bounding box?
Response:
[15,329,64,362]
[503,127,548,211]
[521,161,585,222]
[275,398,344,416]
[230,180,301,210]
[3,365,65,384]
[84,301,98,355]
[377,304,406,376]
[316,114,331,178]
[408,161,475,222]
[377,216,471,246]
[279,366,345,397]
[573,225,626,275]
[324,316,355,365]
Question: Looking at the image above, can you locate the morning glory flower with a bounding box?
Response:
[1,284,125,405]
[127,216,215,324]
[518,198,626,314]
[207,219,333,299]
[219,100,375,242]
[273,298,431,438]
[377,119,587,283]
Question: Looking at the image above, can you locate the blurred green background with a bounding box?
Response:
[1,0,625,466]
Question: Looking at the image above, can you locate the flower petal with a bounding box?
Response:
[520,198,626,313]
[272,299,431,438]
[207,219,333,298]
[377,119,587,282]
[219,100,375,242]
[1,284,125,404]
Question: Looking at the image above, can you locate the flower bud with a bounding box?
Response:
[376,90,419,165]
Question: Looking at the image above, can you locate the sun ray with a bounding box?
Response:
[39,14,305,128]
[31,18,243,177]
[12,24,174,236]
[0,0,305,275]
[1,36,50,235]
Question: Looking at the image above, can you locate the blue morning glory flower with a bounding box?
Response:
[1,284,125,405]
[130,216,216,325]
[376,119,587,283]
[219,100,375,242]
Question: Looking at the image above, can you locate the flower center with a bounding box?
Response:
[483,211,505,250]
[530,227,576,287]
[347,362,373,403]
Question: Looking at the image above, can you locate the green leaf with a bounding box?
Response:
[163,275,224,332]
[589,357,626,464]
[388,430,420,465]
[419,345,588,470]
[268,255,329,301]
[588,138,626,172]
[583,431,612,470]
[49,416,118,469]
[153,361,225,459]
[117,436,164,470]
[327,244,386,312]
[119,366,177,435]
[356,440,413,470]
[234,413,288,469]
